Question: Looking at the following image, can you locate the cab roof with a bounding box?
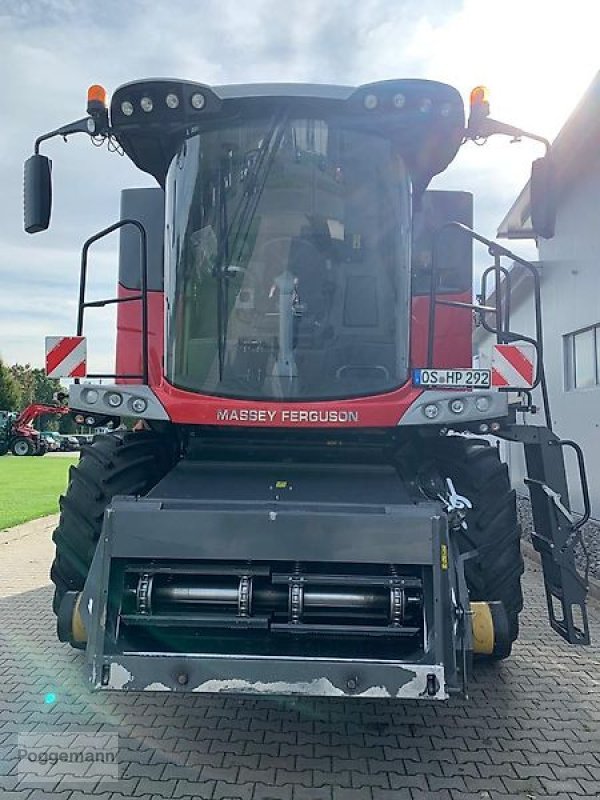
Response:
[110,78,466,194]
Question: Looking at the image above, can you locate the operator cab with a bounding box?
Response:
[112,79,465,401]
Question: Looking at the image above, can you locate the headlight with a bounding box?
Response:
[363,93,378,110]
[106,392,123,408]
[121,100,134,116]
[475,395,491,412]
[165,93,179,109]
[85,416,96,426]
[449,398,465,415]
[191,92,206,110]
[140,96,153,112]
[419,97,432,112]
[131,397,148,414]
[82,388,99,404]
[440,102,453,117]
[393,93,406,109]
[423,403,439,420]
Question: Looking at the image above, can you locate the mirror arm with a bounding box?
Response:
[521,130,551,154]
[34,115,110,154]
[466,117,550,154]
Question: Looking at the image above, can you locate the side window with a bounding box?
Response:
[564,324,600,390]
[412,191,473,295]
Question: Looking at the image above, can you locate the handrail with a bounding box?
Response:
[76,219,149,384]
[426,221,552,429]
[551,440,592,533]
[480,262,512,342]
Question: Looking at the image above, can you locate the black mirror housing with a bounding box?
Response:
[530,155,556,240]
[24,154,52,233]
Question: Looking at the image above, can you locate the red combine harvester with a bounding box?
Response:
[0,403,68,456]
[24,79,591,699]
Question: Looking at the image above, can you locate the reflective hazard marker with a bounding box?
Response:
[45,336,87,378]
[492,343,535,388]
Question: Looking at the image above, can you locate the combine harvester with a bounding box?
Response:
[24,78,591,699]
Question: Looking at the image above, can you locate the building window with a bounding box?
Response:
[564,324,600,390]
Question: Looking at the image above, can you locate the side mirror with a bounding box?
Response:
[530,155,556,240]
[24,154,52,233]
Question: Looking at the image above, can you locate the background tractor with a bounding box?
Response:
[0,403,68,456]
[23,78,591,699]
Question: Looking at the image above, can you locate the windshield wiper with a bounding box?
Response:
[213,111,289,381]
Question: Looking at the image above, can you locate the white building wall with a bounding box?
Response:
[479,156,600,518]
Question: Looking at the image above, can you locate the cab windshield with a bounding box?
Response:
[165,114,411,400]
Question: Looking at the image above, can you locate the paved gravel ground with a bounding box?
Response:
[1,515,599,800]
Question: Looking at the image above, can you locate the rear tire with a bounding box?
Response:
[419,435,524,658]
[11,437,34,456]
[50,430,176,616]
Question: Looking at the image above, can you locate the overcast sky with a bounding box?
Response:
[1,0,598,372]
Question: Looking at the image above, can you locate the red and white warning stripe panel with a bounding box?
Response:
[45,336,87,379]
[492,343,535,388]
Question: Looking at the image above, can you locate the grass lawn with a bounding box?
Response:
[0,455,78,530]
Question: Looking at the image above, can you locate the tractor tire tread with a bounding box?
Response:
[50,431,175,617]
[423,435,524,655]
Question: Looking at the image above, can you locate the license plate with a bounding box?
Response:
[412,368,491,389]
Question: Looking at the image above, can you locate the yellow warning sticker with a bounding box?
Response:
[440,544,449,571]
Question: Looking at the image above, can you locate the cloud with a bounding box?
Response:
[1,0,596,370]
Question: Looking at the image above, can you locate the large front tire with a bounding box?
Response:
[420,436,524,657]
[50,430,176,616]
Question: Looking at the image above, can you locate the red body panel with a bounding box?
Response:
[153,379,424,427]
[410,292,472,369]
[115,285,473,427]
[116,286,164,386]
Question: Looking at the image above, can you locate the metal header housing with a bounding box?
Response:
[109,78,465,194]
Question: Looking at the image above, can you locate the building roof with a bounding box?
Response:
[497,70,600,239]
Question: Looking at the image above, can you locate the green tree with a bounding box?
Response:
[0,357,21,411]
[9,364,61,408]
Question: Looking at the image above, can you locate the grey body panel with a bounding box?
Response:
[399,389,508,426]
[212,82,355,100]
[106,495,436,565]
[69,383,169,421]
[119,187,165,291]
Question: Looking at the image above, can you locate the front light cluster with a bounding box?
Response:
[82,387,148,415]
[120,91,206,117]
[421,394,500,432]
